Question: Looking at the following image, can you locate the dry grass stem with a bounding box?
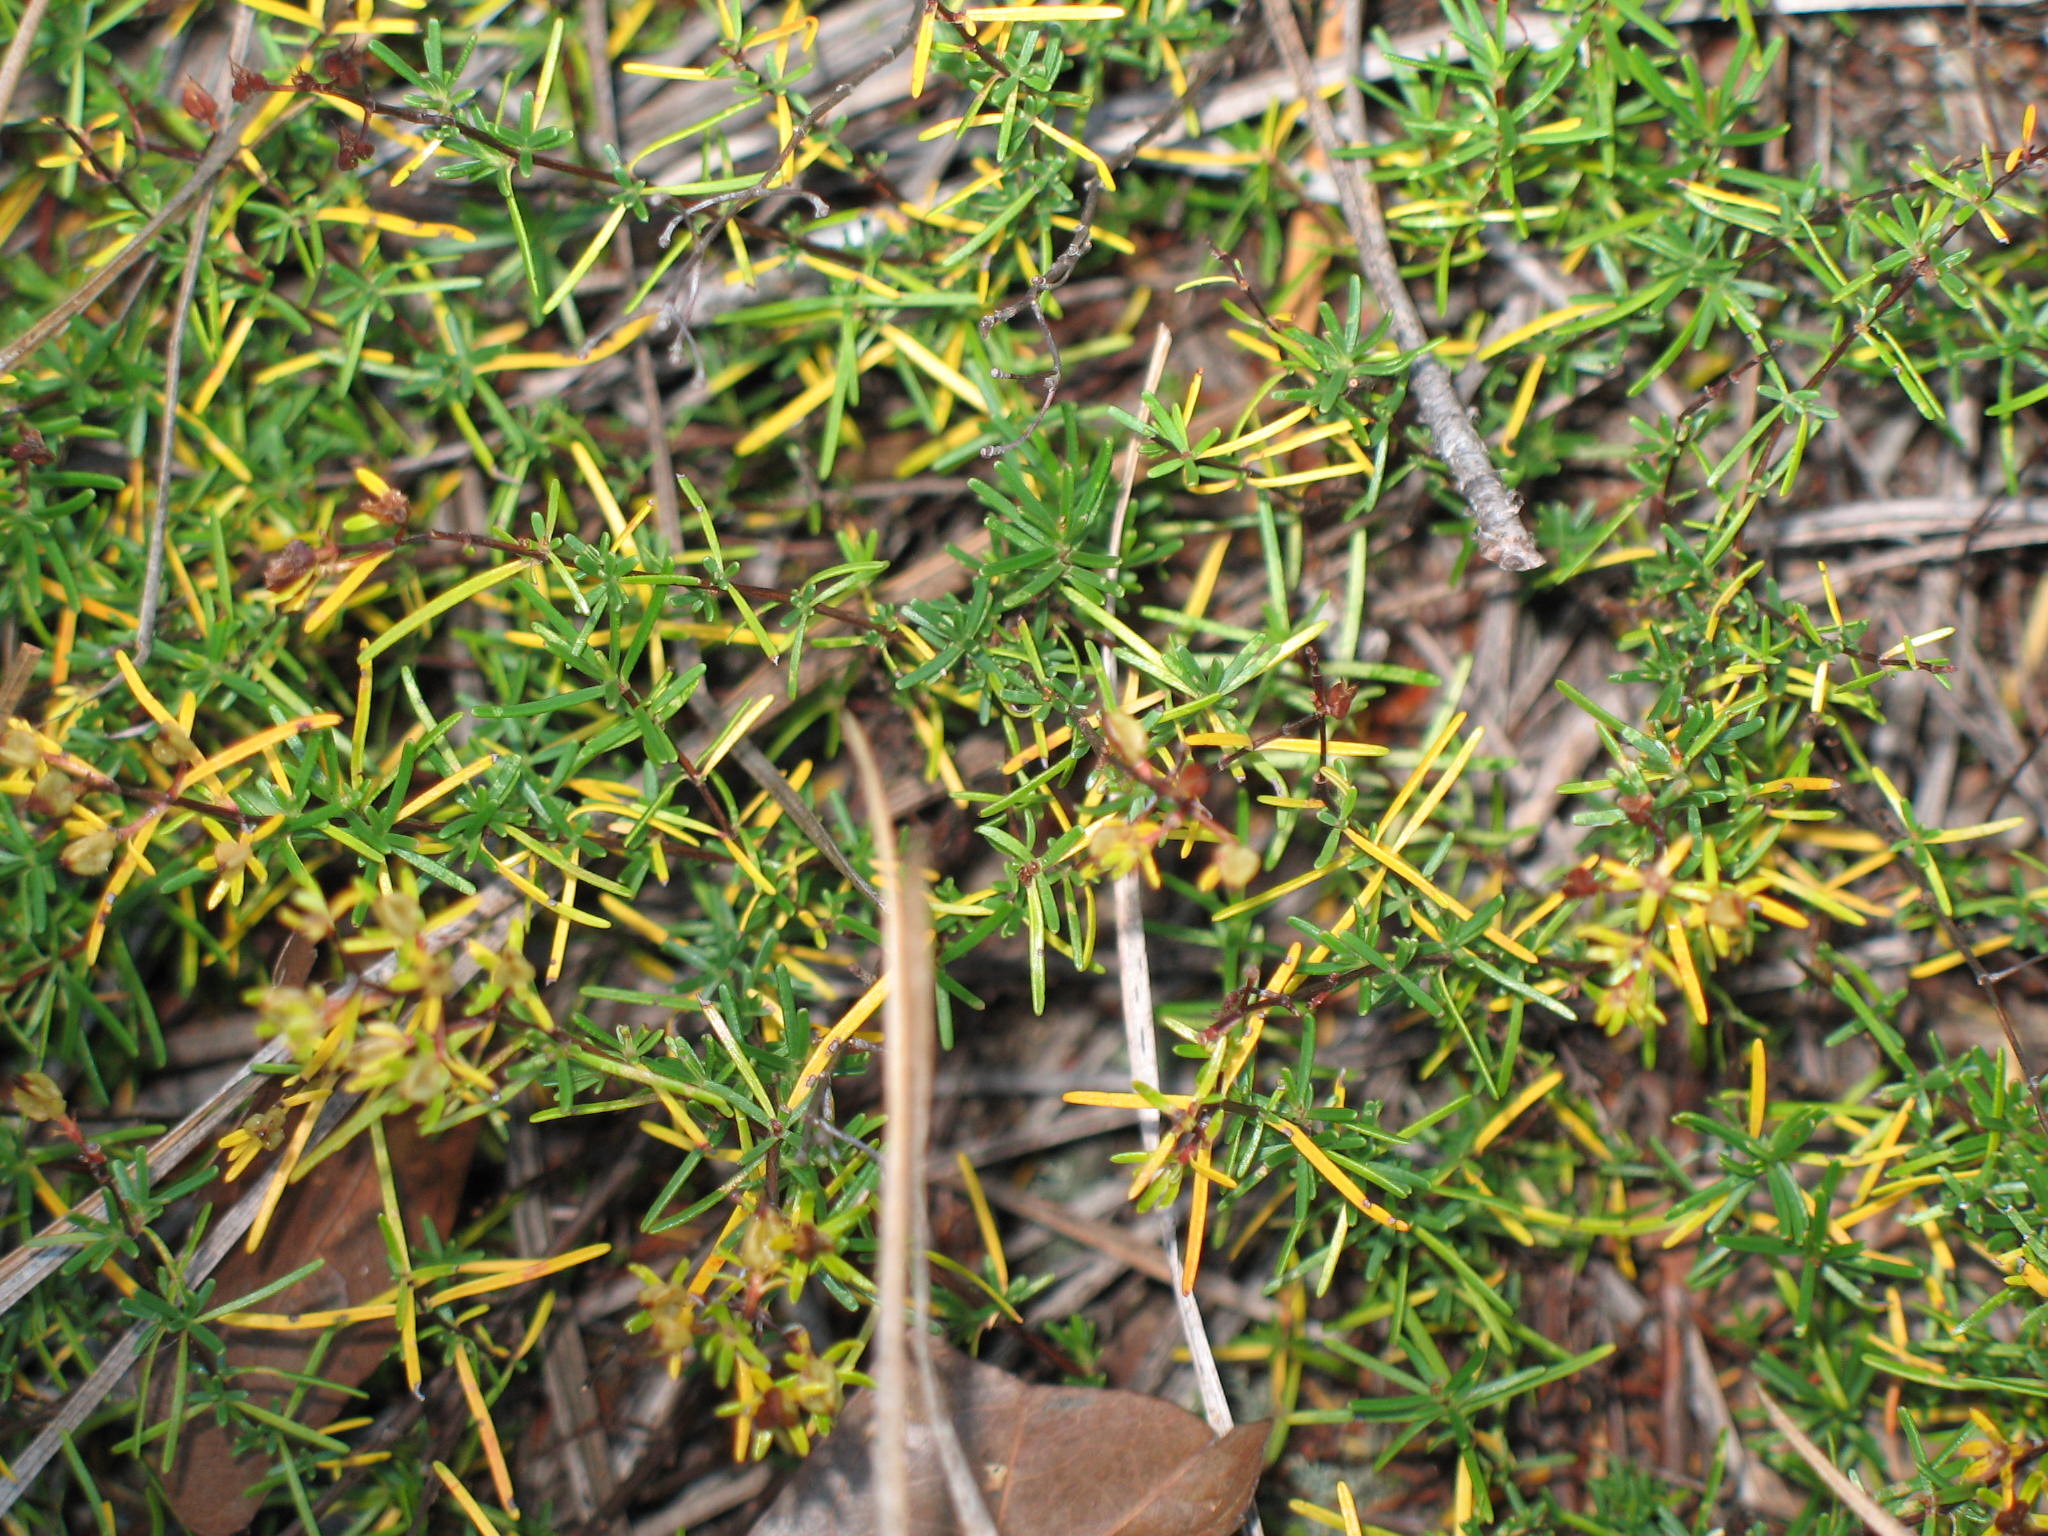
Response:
[1756,1388,1918,1536]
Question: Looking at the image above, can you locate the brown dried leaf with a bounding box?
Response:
[748,1340,1265,1536]
[155,1115,477,1536]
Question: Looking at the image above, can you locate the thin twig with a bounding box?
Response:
[85,1,246,674]
[655,5,924,369]
[1257,0,1543,571]
[579,0,682,555]
[0,642,41,720]
[243,72,616,186]
[628,1465,776,1536]
[973,12,1248,455]
[0,0,52,131]
[977,180,1101,457]
[727,733,883,909]
[0,99,255,379]
[1335,0,1370,147]
[49,118,153,215]
[665,528,998,913]
[509,1114,624,1530]
[932,1168,1279,1321]
[1101,326,1243,1454]
[132,189,215,668]
[847,710,911,1536]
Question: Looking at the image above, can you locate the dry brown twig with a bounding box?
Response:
[1256,0,1543,572]
[132,194,216,668]
[508,1113,627,1532]
[0,643,42,721]
[845,713,998,1536]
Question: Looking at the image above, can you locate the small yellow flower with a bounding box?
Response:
[1201,839,1261,891]
[1079,815,1162,884]
[204,815,282,911]
[631,1264,701,1367]
[217,1103,291,1181]
[253,984,332,1066]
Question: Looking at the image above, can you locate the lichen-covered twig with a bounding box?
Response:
[1257,0,1544,572]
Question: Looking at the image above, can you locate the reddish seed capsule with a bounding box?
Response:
[180,77,218,128]
[7,425,54,466]
[230,62,274,102]
[322,47,363,89]
[336,125,373,171]
[356,486,409,524]
[754,1386,797,1432]
[263,538,317,591]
